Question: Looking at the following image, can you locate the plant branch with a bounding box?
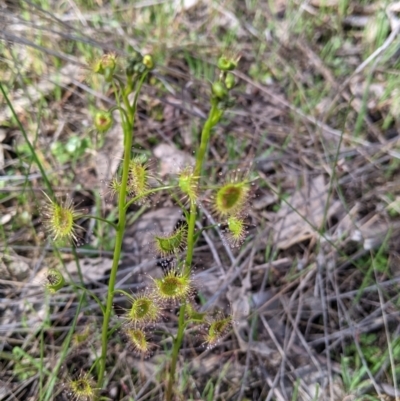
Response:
[97,72,147,388]
[166,101,221,401]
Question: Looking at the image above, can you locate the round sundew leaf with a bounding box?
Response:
[41,193,83,244]
[214,182,249,217]
[226,215,247,247]
[153,269,193,302]
[178,167,198,202]
[126,293,161,325]
[67,372,97,401]
[128,157,150,201]
[154,225,187,257]
[204,315,233,349]
[124,328,151,355]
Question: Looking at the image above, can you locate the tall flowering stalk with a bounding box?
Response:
[34,51,250,398]
[165,55,242,401]
[96,53,153,387]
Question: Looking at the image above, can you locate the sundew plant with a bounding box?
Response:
[6,52,254,400]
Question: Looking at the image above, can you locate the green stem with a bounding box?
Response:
[185,100,220,270]
[185,200,197,270]
[166,101,221,401]
[193,101,220,179]
[165,303,186,401]
[97,73,147,388]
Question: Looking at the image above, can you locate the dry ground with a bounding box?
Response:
[1,1,400,400]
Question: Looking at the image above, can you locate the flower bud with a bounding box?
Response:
[92,59,104,75]
[94,111,113,132]
[142,54,154,70]
[101,53,117,71]
[217,56,237,71]
[100,53,117,82]
[126,51,142,75]
[225,72,235,90]
[212,81,228,99]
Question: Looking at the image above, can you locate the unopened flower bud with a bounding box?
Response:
[100,53,117,71]
[100,53,117,82]
[212,81,228,99]
[94,111,112,132]
[217,56,237,71]
[142,54,154,70]
[225,72,235,90]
